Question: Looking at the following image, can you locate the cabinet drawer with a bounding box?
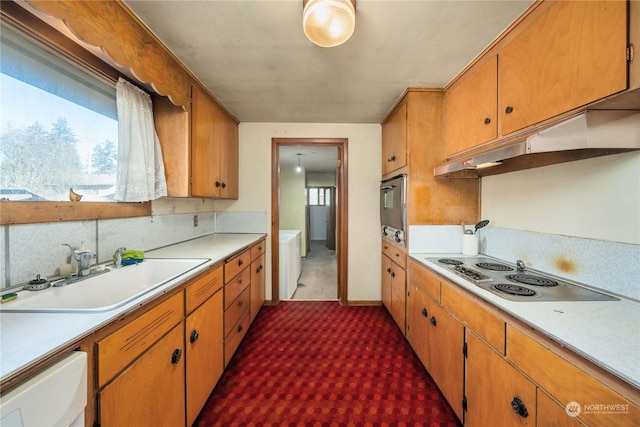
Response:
[224,285,251,338]
[441,281,505,354]
[407,260,440,302]
[507,326,640,427]
[97,292,183,387]
[224,249,251,282]
[382,241,407,270]
[185,265,223,314]
[250,239,265,261]
[224,266,251,310]
[224,308,250,366]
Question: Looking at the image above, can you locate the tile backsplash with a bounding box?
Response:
[1,211,266,289]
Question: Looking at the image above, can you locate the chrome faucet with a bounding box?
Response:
[114,247,127,268]
[62,243,95,277]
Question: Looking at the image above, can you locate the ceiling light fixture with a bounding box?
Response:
[296,154,302,173]
[303,0,356,48]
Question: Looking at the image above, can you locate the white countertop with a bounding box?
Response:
[411,253,640,389]
[0,233,264,386]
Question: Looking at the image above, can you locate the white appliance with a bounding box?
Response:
[279,230,302,300]
[0,351,87,426]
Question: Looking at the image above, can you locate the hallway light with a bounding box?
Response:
[296,154,302,173]
[303,0,356,48]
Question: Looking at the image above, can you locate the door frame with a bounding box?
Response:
[271,137,348,305]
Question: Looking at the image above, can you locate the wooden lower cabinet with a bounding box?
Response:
[98,323,185,427]
[382,253,406,333]
[250,239,266,322]
[465,331,537,426]
[427,300,465,420]
[407,284,432,369]
[185,290,224,426]
[537,389,585,427]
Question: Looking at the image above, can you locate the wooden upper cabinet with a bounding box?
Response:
[444,56,498,158]
[191,85,239,199]
[500,0,627,135]
[381,101,407,176]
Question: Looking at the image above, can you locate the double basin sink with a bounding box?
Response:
[0,258,209,313]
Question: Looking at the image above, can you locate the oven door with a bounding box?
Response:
[380,174,406,231]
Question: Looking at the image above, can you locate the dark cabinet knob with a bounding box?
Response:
[430,316,437,326]
[238,278,243,284]
[387,155,396,162]
[387,267,392,273]
[238,300,243,307]
[238,259,244,266]
[189,330,199,343]
[237,324,243,333]
[171,348,182,364]
[221,182,226,189]
[511,397,529,418]
[215,181,221,188]
[421,308,428,317]
[390,271,395,278]
[484,117,491,124]
[505,106,514,114]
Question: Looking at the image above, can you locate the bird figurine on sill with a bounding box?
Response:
[69,188,83,202]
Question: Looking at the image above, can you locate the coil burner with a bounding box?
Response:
[438,259,464,266]
[507,274,559,287]
[492,283,538,297]
[476,262,514,272]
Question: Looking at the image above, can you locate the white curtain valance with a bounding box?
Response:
[114,77,167,202]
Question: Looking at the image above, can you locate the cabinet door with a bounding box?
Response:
[428,301,464,421]
[99,323,185,427]
[219,115,238,199]
[381,101,407,176]
[407,284,432,369]
[185,291,224,426]
[465,331,536,427]
[389,260,406,334]
[250,253,265,322]
[444,56,497,158]
[191,85,222,198]
[500,1,627,135]
[381,254,392,313]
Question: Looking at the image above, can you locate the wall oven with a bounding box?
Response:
[380,174,406,246]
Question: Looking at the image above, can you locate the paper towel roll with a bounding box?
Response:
[462,234,478,256]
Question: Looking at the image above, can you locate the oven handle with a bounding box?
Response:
[380,185,395,190]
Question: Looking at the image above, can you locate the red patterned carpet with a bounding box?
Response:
[194,301,462,426]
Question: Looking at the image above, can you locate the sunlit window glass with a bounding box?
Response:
[0,25,118,202]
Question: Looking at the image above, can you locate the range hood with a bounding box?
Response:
[435,110,640,177]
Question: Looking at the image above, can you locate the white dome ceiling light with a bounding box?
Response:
[303,0,356,48]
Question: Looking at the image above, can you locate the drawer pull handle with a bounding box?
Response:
[511,397,529,418]
[387,155,396,162]
[484,117,491,124]
[171,348,182,364]
[505,106,514,114]
[221,182,226,189]
[215,181,221,188]
[189,330,200,343]
[238,259,244,266]
[421,308,428,317]
[238,300,243,307]
[430,316,437,326]
[238,278,243,284]
[390,271,395,278]
[237,324,243,333]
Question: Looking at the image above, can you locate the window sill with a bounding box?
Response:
[0,201,151,225]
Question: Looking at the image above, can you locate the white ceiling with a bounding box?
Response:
[123,0,534,125]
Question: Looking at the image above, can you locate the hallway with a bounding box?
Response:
[291,240,337,300]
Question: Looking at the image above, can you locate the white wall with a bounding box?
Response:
[215,122,382,302]
[481,151,640,245]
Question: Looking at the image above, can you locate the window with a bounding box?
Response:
[308,187,331,206]
[0,24,118,202]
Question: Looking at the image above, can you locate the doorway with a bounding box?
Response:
[271,138,348,305]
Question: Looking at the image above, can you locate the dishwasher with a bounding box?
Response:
[0,351,87,426]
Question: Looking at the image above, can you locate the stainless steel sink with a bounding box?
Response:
[0,258,209,313]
